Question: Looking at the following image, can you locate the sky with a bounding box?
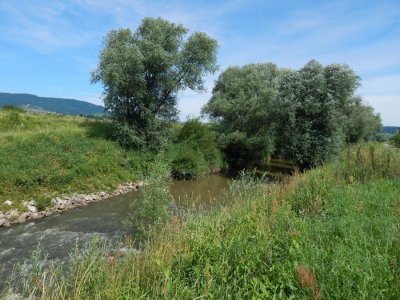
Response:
[0,0,399,125]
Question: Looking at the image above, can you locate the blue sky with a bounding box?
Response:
[0,0,399,125]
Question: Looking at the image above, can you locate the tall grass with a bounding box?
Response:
[0,109,153,211]
[3,144,400,299]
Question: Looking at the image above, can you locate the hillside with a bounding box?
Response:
[0,92,104,115]
[382,126,400,135]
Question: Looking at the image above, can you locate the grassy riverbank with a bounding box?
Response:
[0,108,222,213]
[0,108,152,212]
[4,144,400,298]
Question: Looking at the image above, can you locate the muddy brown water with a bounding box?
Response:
[0,174,230,288]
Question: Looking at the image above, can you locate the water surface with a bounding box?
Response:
[0,174,230,286]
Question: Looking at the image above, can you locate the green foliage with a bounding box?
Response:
[273,61,358,168]
[335,143,400,182]
[171,119,222,179]
[6,144,400,299]
[92,17,218,148]
[204,60,382,169]
[344,96,382,143]
[170,119,222,179]
[375,132,392,142]
[202,63,279,169]
[112,121,169,150]
[0,110,153,211]
[170,145,209,179]
[392,131,400,147]
[0,108,22,130]
[1,105,24,112]
[35,195,52,211]
[124,159,172,240]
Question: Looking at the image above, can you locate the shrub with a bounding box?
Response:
[392,132,400,148]
[113,120,170,151]
[171,145,208,179]
[124,158,172,241]
[170,119,222,179]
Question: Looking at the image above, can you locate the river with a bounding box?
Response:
[0,174,230,287]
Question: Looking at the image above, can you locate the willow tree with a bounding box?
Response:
[272,60,362,168]
[92,17,218,148]
[202,63,280,168]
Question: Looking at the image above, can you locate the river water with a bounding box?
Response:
[0,174,230,287]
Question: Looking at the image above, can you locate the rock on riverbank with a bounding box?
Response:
[0,181,144,228]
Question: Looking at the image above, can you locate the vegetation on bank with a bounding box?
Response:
[4,144,400,298]
[392,131,400,147]
[0,107,147,212]
[86,17,382,172]
[0,108,222,212]
[203,61,382,169]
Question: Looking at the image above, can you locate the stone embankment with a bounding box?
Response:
[0,181,143,228]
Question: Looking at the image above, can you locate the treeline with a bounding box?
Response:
[203,61,381,169]
[92,17,381,173]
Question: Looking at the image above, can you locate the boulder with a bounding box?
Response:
[18,212,30,223]
[27,205,38,213]
[4,200,12,206]
[6,209,19,220]
[27,200,36,206]
[30,212,44,220]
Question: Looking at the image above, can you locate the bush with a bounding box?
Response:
[113,121,170,151]
[170,119,222,179]
[171,145,209,179]
[392,132,400,148]
[124,159,172,240]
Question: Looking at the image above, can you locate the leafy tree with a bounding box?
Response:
[344,96,382,143]
[392,131,400,147]
[202,63,280,169]
[206,60,381,170]
[272,61,361,168]
[92,17,218,148]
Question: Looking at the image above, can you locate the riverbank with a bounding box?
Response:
[0,109,223,216]
[0,109,156,214]
[0,181,143,228]
[3,143,400,298]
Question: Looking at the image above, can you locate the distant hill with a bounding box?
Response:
[0,92,104,116]
[382,126,400,135]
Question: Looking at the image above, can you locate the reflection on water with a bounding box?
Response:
[0,174,230,288]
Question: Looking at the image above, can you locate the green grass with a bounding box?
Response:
[4,143,400,298]
[0,109,153,211]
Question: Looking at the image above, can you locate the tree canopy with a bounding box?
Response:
[203,60,381,169]
[202,63,280,168]
[92,17,218,148]
[272,60,361,168]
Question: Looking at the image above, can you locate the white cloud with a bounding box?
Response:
[0,1,93,52]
